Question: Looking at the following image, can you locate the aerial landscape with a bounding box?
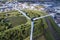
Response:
[0,0,60,40]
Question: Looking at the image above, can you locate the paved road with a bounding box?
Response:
[46,18,60,40]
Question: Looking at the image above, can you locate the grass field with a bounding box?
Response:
[22,9,47,18]
[0,10,27,27]
[0,10,22,18]
[7,16,27,27]
[48,16,60,37]
[0,10,55,40]
[22,9,55,40]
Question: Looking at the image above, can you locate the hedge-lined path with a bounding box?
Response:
[46,18,60,40]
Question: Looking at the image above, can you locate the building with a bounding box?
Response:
[54,12,60,25]
[7,0,17,2]
[18,0,55,2]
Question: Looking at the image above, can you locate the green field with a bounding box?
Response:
[0,10,57,40]
[0,11,28,33]
[0,10,22,18]
[48,16,60,37]
[22,9,46,18]
[7,16,27,27]
[22,9,55,40]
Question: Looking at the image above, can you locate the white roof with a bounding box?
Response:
[54,6,60,9]
[42,4,52,7]
[58,24,60,27]
[0,6,7,8]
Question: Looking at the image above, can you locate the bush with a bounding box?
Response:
[0,25,30,40]
[0,18,12,32]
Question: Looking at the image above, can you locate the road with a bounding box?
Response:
[46,18,60,40]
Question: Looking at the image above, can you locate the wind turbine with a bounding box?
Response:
[30,13,54,40]
[14,3,55,40]
[16,8,55,40]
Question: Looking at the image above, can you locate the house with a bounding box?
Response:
[55,12,60,24]
[54,6,60,13]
